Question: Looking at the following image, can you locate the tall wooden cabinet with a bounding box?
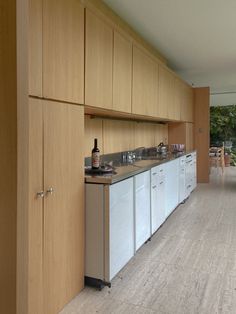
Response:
[28,98,84,314]
[85,9,113,109]
[132,45,158,117]
[29,0,84,104]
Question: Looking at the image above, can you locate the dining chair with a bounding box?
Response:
[209,146,225,174]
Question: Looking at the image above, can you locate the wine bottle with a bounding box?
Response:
[92,138,100,169]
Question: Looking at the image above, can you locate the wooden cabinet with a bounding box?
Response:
[181,84,194,122]
[85,9,113,109]
[132,46,158,117]
[29,0,84,103]
[173,78,184,121]
[28,98,84,314]
[158,65,174,119]
[113,31,132,113]
[43,0,84,103]
[29,0,43,96]
[174,78,193,122]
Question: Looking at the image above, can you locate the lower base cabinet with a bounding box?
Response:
[134,171,151,251]
[165,159,179,218]
[85,177,134,285]
[151,165,166,234]
[85,152,197,288]
[179,156,186,203]
[192,152,197,191]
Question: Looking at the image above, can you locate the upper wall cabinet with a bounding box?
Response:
[29,0,43,97]
[132,46,158,117]
[43,0,84,104]
[29,0,84,104]
[113,31,132,113]
[158,66,174,120]
[181,84,194,122]
[173,78,183,121]
[174,78,193,122]
[85,9,113,109]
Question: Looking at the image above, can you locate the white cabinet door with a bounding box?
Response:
[109,177,134,280]
[135,171,151,251]
[151,166,166,234]
[179,157,186,203]
[192,152,197,190]
[165,159,179,218]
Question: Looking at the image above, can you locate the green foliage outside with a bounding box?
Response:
[210,105,236,166]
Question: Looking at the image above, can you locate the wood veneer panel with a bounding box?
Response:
[85,9,113,109]
[29,0,42,96]
[0,2,17,313]
[43,102,84,313]
[43,0,84,103]
[194,87,210,183]
[113,31,132,113]
[84,115,104,157]
[103,120,134,153]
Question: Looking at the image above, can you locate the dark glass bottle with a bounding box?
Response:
[91,138,100,169]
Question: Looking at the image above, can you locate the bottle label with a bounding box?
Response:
[92,152,100,168]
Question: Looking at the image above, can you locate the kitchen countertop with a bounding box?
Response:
[85,150,196,185]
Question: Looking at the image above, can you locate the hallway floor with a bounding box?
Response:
[61,167,236,314]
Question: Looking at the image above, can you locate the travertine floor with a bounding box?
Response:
[61,167,236,314]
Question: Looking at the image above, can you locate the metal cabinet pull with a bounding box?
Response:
[159,181,164,185]
[36,191,44,198]
[152,172,157,176]
[152,185,157,189]
[46,187,54,195]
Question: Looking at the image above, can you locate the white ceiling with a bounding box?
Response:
[103,0,236,106]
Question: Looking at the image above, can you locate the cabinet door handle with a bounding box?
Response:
[159,181,164,185]
[152,185,157,189]
[46,187,54,195]
[152,172,157,176]
[36,191,44,198]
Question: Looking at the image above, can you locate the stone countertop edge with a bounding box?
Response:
[85,150,196,185]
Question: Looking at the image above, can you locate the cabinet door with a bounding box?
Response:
[113,31,132,113]
[179,157,186,203]
[158,66,174,119]
[192,153,197,190]
[135,171,151,251]
[28,98,44,314]
[181,84,194,122]
[173,78,183,121]
[165,159,179,218]
[109,178,134,280]
[43,0,84,103]
[29,0,42,96]
[85,9,113,109]
[151,166,166,234]
[43,101,84,314]
[132,46,158,117]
